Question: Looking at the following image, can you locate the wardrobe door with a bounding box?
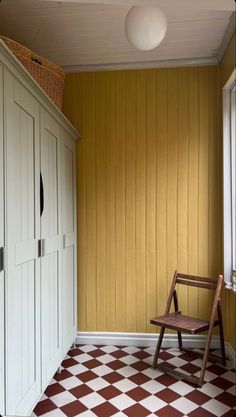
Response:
[61,131,77,359]
[0,65,5,417]
[40,108,62,390]
[4,70,41,416]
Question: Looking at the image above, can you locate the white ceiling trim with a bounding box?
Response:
[43,0,235,12]
[217,12,236,62]
[63,56,218,73]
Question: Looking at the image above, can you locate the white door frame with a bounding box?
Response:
[223,68,236,288]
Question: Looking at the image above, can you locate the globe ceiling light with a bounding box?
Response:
[125,6,167,51]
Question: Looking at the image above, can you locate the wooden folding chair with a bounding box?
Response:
[150,271,226,387]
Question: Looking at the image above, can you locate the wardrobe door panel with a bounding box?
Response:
[61,132,77,358]
[40,108,62,390]
[0,65,5,417]
[4,70,41,416]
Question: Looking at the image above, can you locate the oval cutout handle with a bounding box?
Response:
[40,172,44,216]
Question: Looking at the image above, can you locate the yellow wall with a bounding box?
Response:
[63,66,224,334]
[220,31,236,351]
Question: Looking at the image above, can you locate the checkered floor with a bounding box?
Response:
[32,345,236,417]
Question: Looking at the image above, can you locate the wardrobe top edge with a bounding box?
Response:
[0,39,80,140]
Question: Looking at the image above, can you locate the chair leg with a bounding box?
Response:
[173,290,182,351]
[177,331,183,351]
[199,328,214,387]
[153,327,165,369]
[218,300,226,366]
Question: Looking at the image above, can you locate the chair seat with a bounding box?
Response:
[150,312,210,334]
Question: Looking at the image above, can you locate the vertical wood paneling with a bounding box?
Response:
[85,73,96,330]
[125,71,137,332]
[188,67,199,318]
[146,70,157,333]
[177,68,189,313]
[105,72,116,331]
[63,65,223,333]
[136,71,147,333]
[95,72,106,330]
[156,70,168,318]
[167,69,178,307]
[115,72,126,330]
[208,66,220,280]
[76,73,87,330]
[198,67,211,319]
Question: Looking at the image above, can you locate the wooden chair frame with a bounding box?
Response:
[150,271,226,387]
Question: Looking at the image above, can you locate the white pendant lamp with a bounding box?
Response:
[125,6,167,51]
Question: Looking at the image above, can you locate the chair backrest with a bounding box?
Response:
[165,270,224,316]
[176,272,218,290]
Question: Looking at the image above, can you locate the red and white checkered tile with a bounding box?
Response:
[31,345,236,417]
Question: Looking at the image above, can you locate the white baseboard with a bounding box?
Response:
[77,331,221,349]
[76,331,236,364]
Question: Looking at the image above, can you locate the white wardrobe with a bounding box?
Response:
[0,40,78,417]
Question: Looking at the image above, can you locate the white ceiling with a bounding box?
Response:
[0,0,234,71]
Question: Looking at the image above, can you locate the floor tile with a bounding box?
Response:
[45,382,65,397]
[60,376,83,390]
[156,405,183,417]
[73,353,92,363]
[66,364,88,376]
[103,371,124,384]
[93,364,114,377]
[170,397,198,414]
[78,345,97,353]
[202,399,230,417]
[50,391,76,407]
[97,354,117,364]
[69,384,93,398]
[77,411,96,417]
[169,380,195,395]
[185,389,211,405]
[139,395,167,412]
[62,358,78,369]
[34,399,57,416]
[40,410,67,417]
[91,401,119,417]
[97,385,122,400]
[32,345,235,417]
[215,391,236,408]
[109,393,136,410]
[126,386,150,401]
[78,392,106,409]
[116,365,138,378]
[157,388,181,403]
[188,407,216,417]
[113,378,137,393]
[140,380,166,394]
[154,373,177,387]
[60,400,87,417]
[211,376,234,390]
[86,376,110,391]
[110,350,128,359]
[198,382,224,398]
[123,403,150,417]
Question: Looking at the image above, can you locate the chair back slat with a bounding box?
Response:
[176,278,217,290]
[177,273,217,284]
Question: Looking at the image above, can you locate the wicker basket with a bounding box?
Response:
[1,36,65,109]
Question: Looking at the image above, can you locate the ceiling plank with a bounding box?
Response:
[0,0,232,69]
[42,0,235,12]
